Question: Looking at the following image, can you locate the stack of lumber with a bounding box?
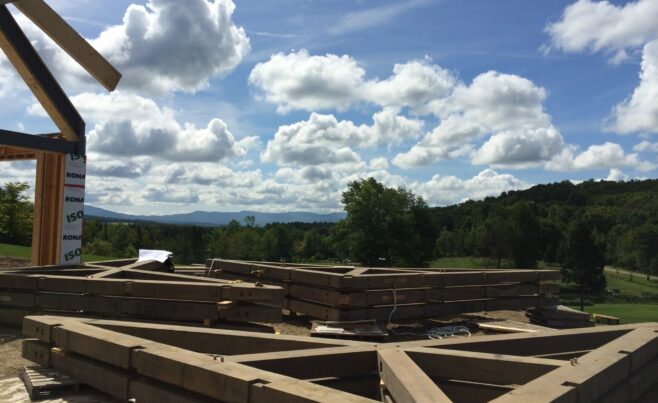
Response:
[209,259,561,321]
[0,260,284,326]
[526,305,594,328]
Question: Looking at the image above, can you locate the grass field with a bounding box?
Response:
[569,304,658,324]
[0,242,114,263]
[431,256,491,269]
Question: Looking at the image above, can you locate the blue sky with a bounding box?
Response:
[1,0,658,214]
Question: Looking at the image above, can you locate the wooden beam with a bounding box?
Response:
[0,129,78,154]
[12,0,121,91]
[31,152,65,265]
[0,6,84,141]
[378,349,451,403]
[0,145,35,160]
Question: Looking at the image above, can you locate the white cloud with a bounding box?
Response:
[364,58,456,109]
[86,0,249,94]
[395,71,564,168]
[249,50,366,113]
[606,168,630,181]
[411,169,530,206]
[634,140,658,152]
[68,92,255,162]
[472,127,565,167]
[6,0,249,95]
[369,157,389,170]
[546,0,658,62]
[262,109,422,168]
[547,142,656,172]
[249,51,456,113]
[87,158,152,178]
[328,0,432,36]
[612,40,658,133]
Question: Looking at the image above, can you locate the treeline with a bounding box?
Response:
[3,179,658,289]
[83,219,337,264]
[434,180,658,277]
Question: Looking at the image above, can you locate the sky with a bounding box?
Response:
[1,0,658,215]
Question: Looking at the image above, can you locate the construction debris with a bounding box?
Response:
[19,365,79,400]
[311,320,388,340]
[208,259,561,321]
[526,305,595,328]
[476,319,551,333]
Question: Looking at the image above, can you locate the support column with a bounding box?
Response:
[31,152,65,265]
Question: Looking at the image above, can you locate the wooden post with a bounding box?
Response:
[31,152,65,266]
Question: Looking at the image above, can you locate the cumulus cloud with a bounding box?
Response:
[67,92,255,162]
[249,51,455,112]
[411,169,530,206]
[4,0,249,95]
[249,50,366,113]
[606,168,630,181]
[547,1,658,137]
[87,159,152,178]
[395,71,564,168]
[262,109,423,168]
[546,142,655,172]
[472,127,565,167]
[612,40,658,133]
[546,0,658,62]
[86,0,249,94]
[634,140,658,153]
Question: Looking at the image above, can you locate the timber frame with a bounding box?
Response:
[206,260,561,321]
[0,260,285,326]
[0,0,121,265]
[20,315,658,402]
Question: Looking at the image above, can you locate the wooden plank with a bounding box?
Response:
[13,0,121,91]
[50,319,146,369]
[378,349,451,403]
[0,6,84,140]
[0,145,35,160]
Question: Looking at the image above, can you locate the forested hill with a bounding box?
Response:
[431,179,658,277]
[496,179,658,205]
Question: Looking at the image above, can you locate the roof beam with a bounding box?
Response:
[12,0,121,91]
[0,5,84,141]
[0,129,79,154]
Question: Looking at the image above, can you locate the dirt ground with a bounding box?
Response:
[0,257,30,270]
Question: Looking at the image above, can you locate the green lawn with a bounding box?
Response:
[570,304,658,324]
[606,274,658,297]
[0,242,115,263]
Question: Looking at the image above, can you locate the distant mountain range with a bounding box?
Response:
[84,205,346,226]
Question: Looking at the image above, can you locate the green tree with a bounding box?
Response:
[508,201,541,268]
[560,219,606,310]
[342,177,430,267]
[0,182,33,245]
